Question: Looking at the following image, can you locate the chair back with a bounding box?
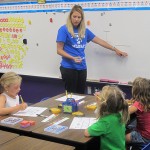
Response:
[142,143,150,150]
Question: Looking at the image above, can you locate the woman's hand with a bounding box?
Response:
[114,49,128,57]
[73,56,83,63]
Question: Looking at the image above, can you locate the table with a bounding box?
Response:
[0,136,75,150]
[31,93,100,150]
[0,130,19,145]
[0,93,100,150]
[0,111,49,135]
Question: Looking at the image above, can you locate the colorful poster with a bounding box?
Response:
[0,16,28,69]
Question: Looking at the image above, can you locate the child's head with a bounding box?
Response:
[132,77,150,111]
[98,85,129,123]
[132,77,143,100]
[0,72,22,97]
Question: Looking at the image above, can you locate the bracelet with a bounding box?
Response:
[112,46,116,51]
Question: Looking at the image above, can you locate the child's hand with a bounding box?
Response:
[94,91,100,95]
[94,91,101,98]
[19,102,28,110]
[126,99,134,106]
[94,92,101,105]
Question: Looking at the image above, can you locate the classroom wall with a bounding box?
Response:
[0,0,136,103]
[1,1,150,83]
[20,75,65,104]
[0,72,132,104]
[21,76,132,104]
[0,0,36,2]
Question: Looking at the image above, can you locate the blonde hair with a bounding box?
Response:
[132,77,150,111]
[66,5,85,38]
[0,72,22,93]
[98,85,129,124]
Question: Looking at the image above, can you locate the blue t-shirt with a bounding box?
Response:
[56,25,95,70]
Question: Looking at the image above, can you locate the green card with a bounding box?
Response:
[63,105,72,113]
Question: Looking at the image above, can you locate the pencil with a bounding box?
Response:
[94,94,101,100]
[65,90,68,98]
[20,95,24,103]
[37,114,48,118]
[71,93,72,98]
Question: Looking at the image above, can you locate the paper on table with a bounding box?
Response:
[41,114,56,122]
[53,117,69,125]
[69,117,97,129]
[44,124,68,134]
[55,94,85,102]
[13,106,47,117]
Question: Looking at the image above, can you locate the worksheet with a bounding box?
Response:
[1,117,23,125]
[13,107,47,117]
[69,117,97,129]
[44,124,68,134]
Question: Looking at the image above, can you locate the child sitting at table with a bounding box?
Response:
[126,77,150,148]
[84,85,129,150]
[0,72,28,115]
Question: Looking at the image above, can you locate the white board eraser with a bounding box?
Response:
[100,79,109,82]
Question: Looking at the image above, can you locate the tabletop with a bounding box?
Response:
[0,136,75,150]
[0,130,19,145]
[0,93,100,150]
[31,93,100,150]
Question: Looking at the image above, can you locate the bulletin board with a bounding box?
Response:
[0,0,150,82]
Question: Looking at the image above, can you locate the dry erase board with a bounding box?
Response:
[0,10,150,82]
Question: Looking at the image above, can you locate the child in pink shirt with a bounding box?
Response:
[126,77,150,148]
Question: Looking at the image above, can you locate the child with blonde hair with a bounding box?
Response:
[126,77,150,148]
[0,72,28,115]
[84,85,129,150]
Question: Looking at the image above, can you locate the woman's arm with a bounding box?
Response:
[92,36,128,57]
[57,42,74,60]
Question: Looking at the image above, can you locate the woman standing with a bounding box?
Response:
[56,5,128,94]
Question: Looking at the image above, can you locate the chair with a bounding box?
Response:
[128,142,150,150]
[127,144,141,150]
[142,142,150,150]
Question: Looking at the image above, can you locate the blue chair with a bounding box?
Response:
[128,142,149,150]
[142,142,150,150]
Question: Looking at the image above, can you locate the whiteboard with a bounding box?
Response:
[0,10,150,82]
